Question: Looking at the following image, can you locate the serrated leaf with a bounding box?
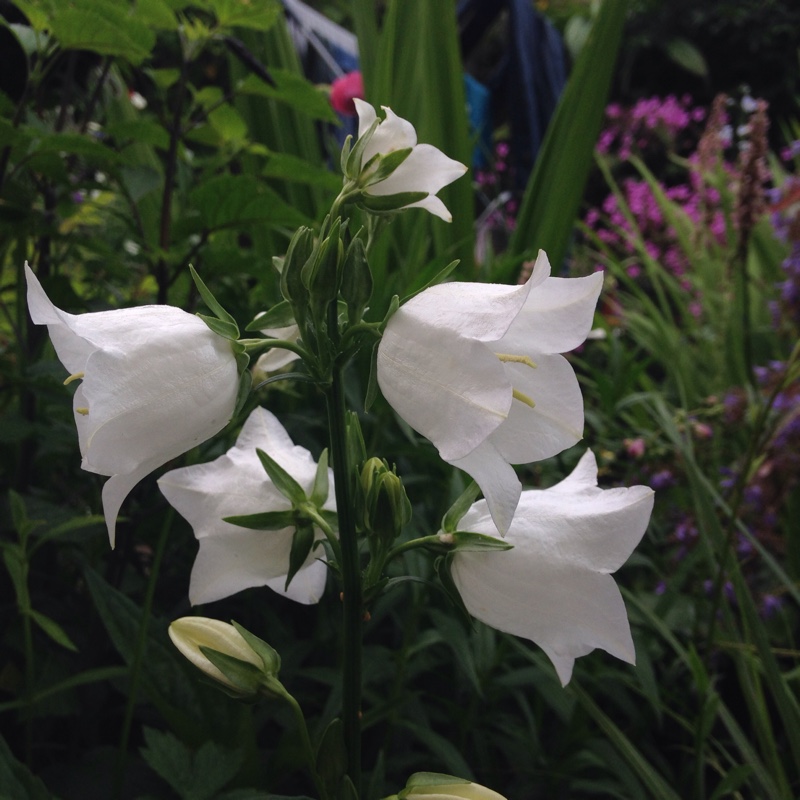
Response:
[49,0,155,64]
[209,0,281,31]
[256,448,306,505]
[29,609,78,652]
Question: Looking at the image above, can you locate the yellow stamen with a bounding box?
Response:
[512,389,535,408]
[63,371,85,385]
[497,353,537,369]
[75,407,90,416]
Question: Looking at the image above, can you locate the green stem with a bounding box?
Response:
[113,508,174,798]
[282,691,329,800]
[325,359,363,793]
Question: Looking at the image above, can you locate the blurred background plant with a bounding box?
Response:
[1,0,799,798]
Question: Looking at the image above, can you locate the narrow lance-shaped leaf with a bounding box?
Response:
[256,448,307,506]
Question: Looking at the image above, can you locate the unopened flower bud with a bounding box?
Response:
[394,772,507,800]
[360,457,411,543]
[169,617,282,698]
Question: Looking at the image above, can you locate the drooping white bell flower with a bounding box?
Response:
[25,264,240,547]
[350,98,468,221]
[450,450,654,686]
[377,250,603,535]
[158,407,334,606]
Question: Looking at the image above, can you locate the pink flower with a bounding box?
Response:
[330,71,364,117]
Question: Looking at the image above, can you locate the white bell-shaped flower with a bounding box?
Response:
[352,99,467,221]
[25,264,240,547]
[158,407,334,605]
[377,250,603,534]
[450,450,655,686]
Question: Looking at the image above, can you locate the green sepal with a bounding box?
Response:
[340,235,372,325]
[190,265,239,332]
[309,448,329,507]
[253,372,318,390]
[285,521,315,590]
[440,481,481,533]
[433,554,472,627]
[403,259,460,303]
[197,313,239,341]
[232,340,250,373]
[345,411,367,476]
[223,510,295,530]
[233,368,252,418]
[339,133,353,175]
[198,646,263,697]
[303,218,343,321]
[382,294,400,327]
[256,448,307,505]
[361,146,412,186]
[281,226,314,310]
[247,300,296,331]
[231,620,281,675]
[358,190,427,213]
[315,718,347,793]
[448,531,514,552]
[364,340,380,412]
[345,117,380,179]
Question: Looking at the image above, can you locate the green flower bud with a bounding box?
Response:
[360,457,411,543]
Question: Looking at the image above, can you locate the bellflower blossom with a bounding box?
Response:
[450,450,654,685]
[377,250,603,534]
[350,98,467,221]
[25,264,239,547]
[158,407,334,605]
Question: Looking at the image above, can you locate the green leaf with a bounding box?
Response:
[256,448,306,505]
[223,510,295,531]
[208,103,248,143]
[107,120,170,150]
[140,727,243,800]
[402,259,459,303]
[261,150,342,191]
[49,0,156,64]
[30,132,120,164]
[344,118,379,179]
[361,146,412,186]
[0,734,59,800]
[316,718,347,794]
[364,339,380,413]
[28,609,78,652]
[2,545,27,610]
[433,555,472,628]
[234,367,252,417]
[440,482,480,533]
[208,0,281,31]
[340,236,372,325]
[134,0,178,30]
[238,69,337,123]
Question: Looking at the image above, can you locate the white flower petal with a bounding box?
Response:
[158,407,335,605]
[448,439,521,536]
[487,353,585,464]
[398,279,532,343]
[366,144,467,198]
[361,105,417,164]
[354,97,376,140]
[401,194,453,222]
[377,316,511,462]
[451,452,652,684]
[26,265,240,547]
[501,271,604,355]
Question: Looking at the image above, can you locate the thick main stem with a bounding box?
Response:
[325,362,363,793]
